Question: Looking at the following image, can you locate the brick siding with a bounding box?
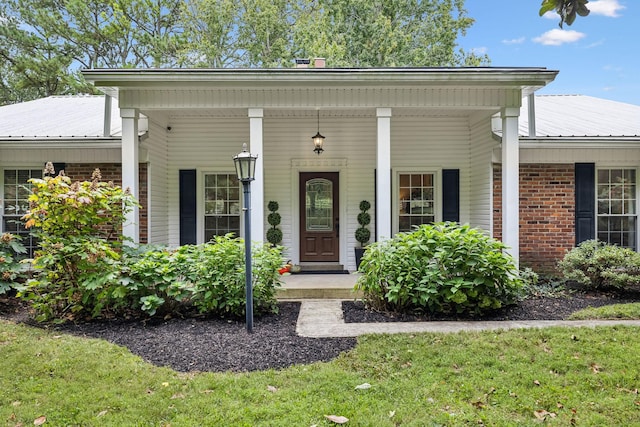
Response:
[493,164,575,273]
[64,163,148,244]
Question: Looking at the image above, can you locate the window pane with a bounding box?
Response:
[597,168,638,249]
[203,173,241,239]
[398,173,436,233]
[306,178,332,231]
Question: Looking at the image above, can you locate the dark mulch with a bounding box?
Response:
[343,286,640,323]
[0,299,356,373]
[1,284,639,373]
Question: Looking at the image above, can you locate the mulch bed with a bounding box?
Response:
[2,284,639,373]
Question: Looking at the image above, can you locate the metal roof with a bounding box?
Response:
[0,95,146,139]
[520,94,640,137]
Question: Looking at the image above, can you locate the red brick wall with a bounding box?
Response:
[63,163,148,244]
[493,164,575,273]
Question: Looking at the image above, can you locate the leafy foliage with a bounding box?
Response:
[19,166,138,321]
[558,239,640,289]
[355,200,371,247]
[1,0,488,104]
[539,0,590,28]
[355,222,523,315]
[0,233,28,294]
[266,200,283,246]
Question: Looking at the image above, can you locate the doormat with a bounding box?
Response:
[295,270,350,275]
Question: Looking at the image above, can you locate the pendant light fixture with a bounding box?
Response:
[311,110,325,155]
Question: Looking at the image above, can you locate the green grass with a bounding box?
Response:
[2,320,640,426]
[569,303,640,320]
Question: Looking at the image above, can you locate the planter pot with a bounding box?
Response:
[354,247,366,270]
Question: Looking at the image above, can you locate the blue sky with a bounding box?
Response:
[459,0,639,105]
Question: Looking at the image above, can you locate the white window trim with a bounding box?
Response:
[392,169,442,234]
[0,166,43,233]
[198,170,243,244]
[595,165,639,250]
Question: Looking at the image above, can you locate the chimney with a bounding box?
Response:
[295,58,310,68]
[313,58,326,68]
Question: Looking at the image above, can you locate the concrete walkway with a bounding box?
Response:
[296,299,640,338]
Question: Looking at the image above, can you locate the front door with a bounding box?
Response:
[300,172,339,262]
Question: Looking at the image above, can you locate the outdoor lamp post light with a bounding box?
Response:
[233,143,258,332]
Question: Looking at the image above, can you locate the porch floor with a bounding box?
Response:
[277,273,362,300]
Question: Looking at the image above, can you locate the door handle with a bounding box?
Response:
[335,219,339,237]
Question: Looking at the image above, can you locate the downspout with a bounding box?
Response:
[103,94,112,137]
[528,94,536,137]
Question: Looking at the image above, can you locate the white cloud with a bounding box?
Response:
[502,37,525,45]
[533,29,586,46]
[588,0,625,17]
[470,47,488,55]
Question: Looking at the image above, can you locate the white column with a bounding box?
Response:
[376,108,392,241]
[249,108,264,242]
[501,107,520,264]
[121,108,139,244]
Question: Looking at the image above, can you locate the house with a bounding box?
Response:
[1,66,639,273]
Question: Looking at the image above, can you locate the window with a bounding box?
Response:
[597,168,637,250]
[2,169,42,256]
[398,173,435,232]
[203,173,240,241]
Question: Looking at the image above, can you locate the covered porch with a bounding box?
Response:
[83,67,558,271]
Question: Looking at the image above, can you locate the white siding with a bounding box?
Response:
[469,116,496,232]
[391,115,471,227]
[263,115,377,270]
[166,116,249,246]
[521,147,640,165]
[143,119,170,244]
[0,147,121,164]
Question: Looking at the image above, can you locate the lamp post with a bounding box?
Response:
[233,143,258,333]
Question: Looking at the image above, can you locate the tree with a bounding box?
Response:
[0,0,184,104]
[540,0,590,28]
[1,0,489,104]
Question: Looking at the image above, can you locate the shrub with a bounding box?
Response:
[558,239,640,289]
[355,222,523,315]
[19,166,139,321]
[355,200,371,247]
[0,233,28,295]
[266,201,283,246]
[177,236,282,317]
[120,236,283,318]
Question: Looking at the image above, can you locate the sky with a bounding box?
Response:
[459,0,639,105]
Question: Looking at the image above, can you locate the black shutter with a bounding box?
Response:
[442,169,460,222]
[575,163,595,245]
[179,169,197,245]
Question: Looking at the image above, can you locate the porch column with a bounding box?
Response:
[121,108,139,244]
[248,108,264,242]
[376,108,392,241]
[501,107,520,264]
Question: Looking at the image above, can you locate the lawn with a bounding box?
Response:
[2,320,640,426]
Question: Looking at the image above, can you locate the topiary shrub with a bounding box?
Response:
[355,200,371,247]
[266,201,283,246]
[355,222,523,315]
[558,239,640,290]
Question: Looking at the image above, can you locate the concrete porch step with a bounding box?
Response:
[277,273,363,300]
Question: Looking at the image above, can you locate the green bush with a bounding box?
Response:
[0,233,28,295]
[19,166,138,321]
[122,236,283,318]
[558,239,640,289]
[355,222,523,315]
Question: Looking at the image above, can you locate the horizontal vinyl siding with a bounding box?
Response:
[521,148,640,165]
[469,117,495,232]
[391,115,471,226]
[0,147,121,164]
[166,116,249,246]
[263,115,376,270]
[144,119,169,244]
